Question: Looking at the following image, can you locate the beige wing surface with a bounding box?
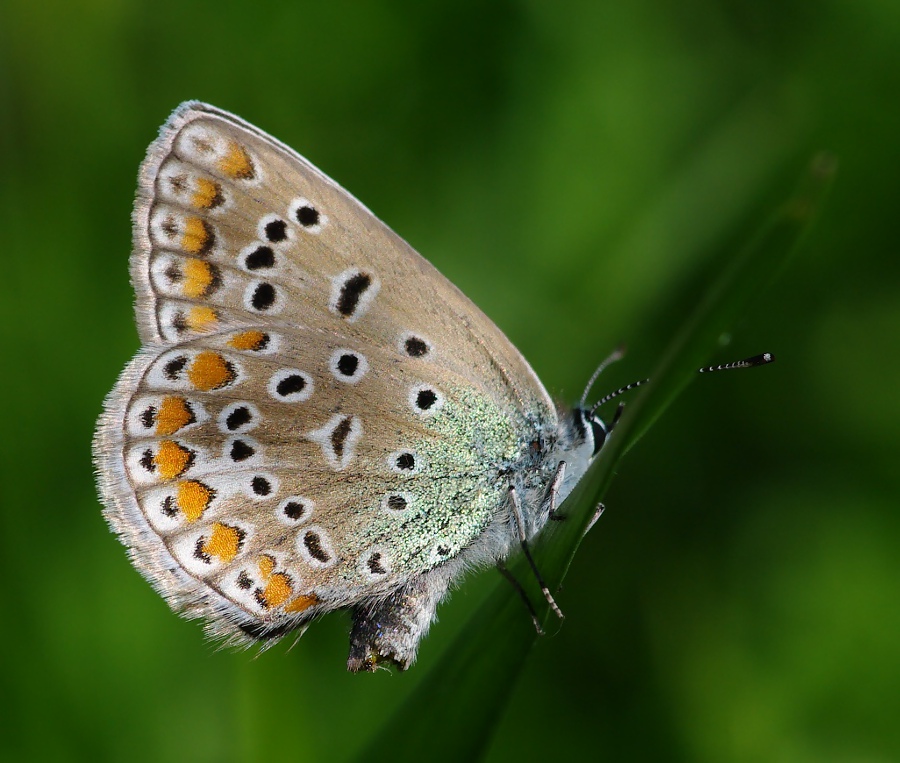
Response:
[131,102,552,416]
[95,102,556,639]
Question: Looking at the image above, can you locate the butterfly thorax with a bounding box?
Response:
[499,404,596,541]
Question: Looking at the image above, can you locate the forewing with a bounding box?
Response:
[131,102,552,416]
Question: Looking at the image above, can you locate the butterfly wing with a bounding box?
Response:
[95,102,557,641]
[131,102,552,412]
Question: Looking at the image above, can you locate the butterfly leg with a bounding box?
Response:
[546,462,605,537]
[508,485,564,620]
[347,569,451,673]
[546,460,568,522]
[584,501,606,537]
[497,560,544,635]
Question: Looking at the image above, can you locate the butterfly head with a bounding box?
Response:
[545,347,637,508]
[578,405,616,456]
[548,404,616,506]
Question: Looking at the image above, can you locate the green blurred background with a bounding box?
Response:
[2,1,898,761]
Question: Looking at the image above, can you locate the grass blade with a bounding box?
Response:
[357,153,835,762]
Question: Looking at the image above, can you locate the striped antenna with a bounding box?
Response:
[589,379,648,417]
[699,352,774,373]
[589,352,774,417]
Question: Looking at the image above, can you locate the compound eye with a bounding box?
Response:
[589,416,609,456]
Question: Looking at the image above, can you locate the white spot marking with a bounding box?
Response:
[144,349,245,391]
[125,440,211,487]
[149,253,182,296]
[238,241,278,273]
[170,521,253,576]
[257,213,293,245]
[328,349,369,384]
[243,280,284,315]
[427,540,458,566]
[408,384,445,418]
[398,331,433,358]
[140,487,184,533]
[306,414,362,471]
[296,525,337,569]
[381,492,413,513]
[246,473,279,501]
[360,548,392,580]
[289,197,327,233]
[217,401,260,433]
[157,158,230,213]
[126,395,209,438]
[174,123,263,185]
[267,369,314,402]
[147,204,218,255]
[328,268,380,323]
[387,450,423,475]
[276,496,315,526]
[225,436,261,466]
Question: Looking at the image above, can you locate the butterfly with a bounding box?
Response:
[94,102,765,672]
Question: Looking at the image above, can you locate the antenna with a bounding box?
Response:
[698,352,773,373]
[589,352,775,417]
[579,345,626,408]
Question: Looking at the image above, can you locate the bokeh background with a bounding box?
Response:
[2,1,898,761]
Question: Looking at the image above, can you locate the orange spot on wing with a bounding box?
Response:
[187,351,235,391]
[258,554,275,580]
[261,573,292,608]
[183,259,215,298]
[177,480,214,522]
[154,440,193,480]
[252,555,313,611]
[187,306,217,331]
[181,217,214,255]
[156,397,193,436]
[285,594,318,614]
[202,522,244,563]
[191,177,224,209]
[228,330,268,351]
[219,141,255,180]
